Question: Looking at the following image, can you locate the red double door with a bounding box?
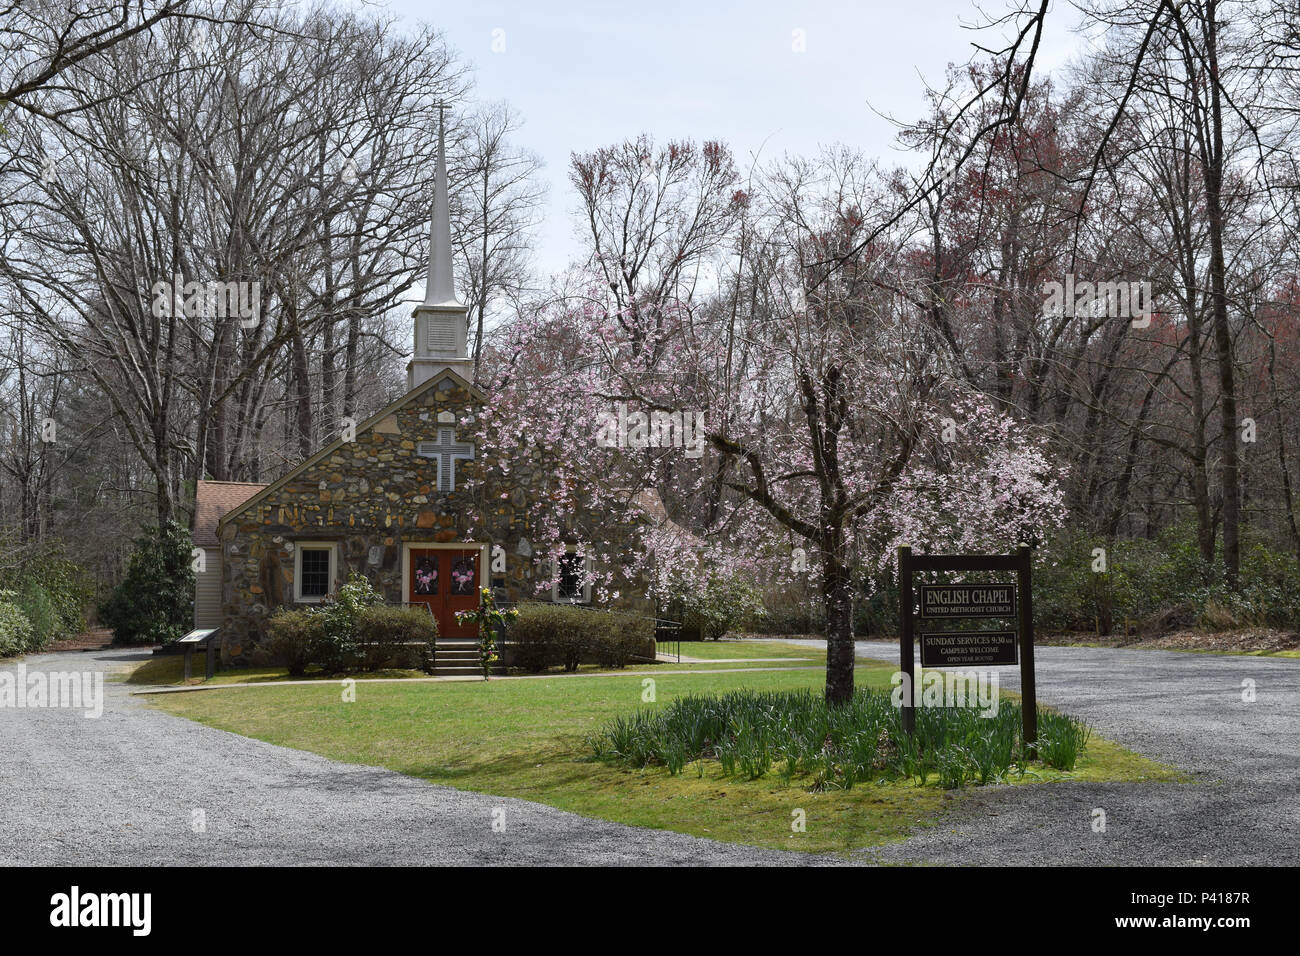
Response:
[408,548,480,638]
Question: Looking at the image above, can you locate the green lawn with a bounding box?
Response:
[670,639,820,665]
[143,647,1184,855]
[123,639,823,688]
[120,654,430,687]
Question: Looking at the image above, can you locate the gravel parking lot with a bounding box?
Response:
[4,642,1296,866]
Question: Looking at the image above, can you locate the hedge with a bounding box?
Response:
[357,605,437,671]
[16,583,59,650]
[0,541,92,644]
[507,603,655,672]
[256,599,437,676]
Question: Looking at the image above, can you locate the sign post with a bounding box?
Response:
[1017,544,1037,757]
[177,628,218,682]
[898,545,1037,757]
[898,545,915,736]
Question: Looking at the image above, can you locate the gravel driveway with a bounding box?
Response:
[0,649,823,866]
[787,639,1300,865]
[5,643,1296,866]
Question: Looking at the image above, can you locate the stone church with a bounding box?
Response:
[192,120,668,662]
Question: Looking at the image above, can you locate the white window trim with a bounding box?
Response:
[551,550,592,605]
[294,542,338,603]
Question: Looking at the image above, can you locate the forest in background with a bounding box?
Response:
[4,1,1300,656]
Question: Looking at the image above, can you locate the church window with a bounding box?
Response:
[295,544,336,602]
[552,551,591,605]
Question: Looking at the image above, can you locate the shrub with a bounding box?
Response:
[0,595,35,658]
[255,609,320,676]
[256,596,435,676]
[15,583,59,651]
[750,602,824,635]
[672,573,765,641]
[0,542,92,639]
[33,553,92,637]
[853,569,901,637]
[585,612,651,669]
[509,629,553,673]
[1034,526,1300,635]
[98,521,195,645]
[509,603,581,672]
[507,603,654,672]
[309,572,383,672]
[357,605,437,671]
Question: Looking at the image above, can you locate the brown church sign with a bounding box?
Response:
[898,545,1038,757]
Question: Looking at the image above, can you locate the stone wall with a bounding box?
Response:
[218,372,652,661]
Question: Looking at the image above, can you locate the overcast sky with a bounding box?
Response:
[379,0,1091,278]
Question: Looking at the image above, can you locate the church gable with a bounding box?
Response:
[221,370,485,539]
[217,372,506,654]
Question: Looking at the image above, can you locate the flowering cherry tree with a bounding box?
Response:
[689,320,1067,704]
[470,144,1067,705]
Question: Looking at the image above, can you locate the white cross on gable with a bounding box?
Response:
[417,427,475,491]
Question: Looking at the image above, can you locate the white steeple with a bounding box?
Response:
[424,110,459,308]
[408,106,472,389]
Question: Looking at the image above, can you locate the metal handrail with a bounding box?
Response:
[653,618,682,664]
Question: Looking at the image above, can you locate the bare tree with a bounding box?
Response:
[452,101,544,384]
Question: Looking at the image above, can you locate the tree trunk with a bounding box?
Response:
[1203,3,1240,588]
[822,529,855,706]
[286,291,314,459]
[1268,334,1300,562]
